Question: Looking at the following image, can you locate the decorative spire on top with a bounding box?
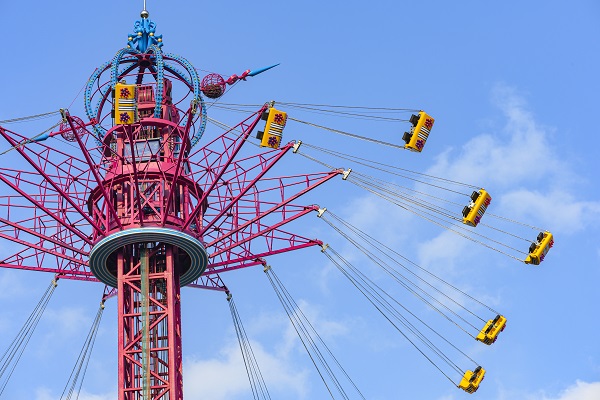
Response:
[127,0,163,52]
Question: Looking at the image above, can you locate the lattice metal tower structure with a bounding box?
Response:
[0,6,339,399]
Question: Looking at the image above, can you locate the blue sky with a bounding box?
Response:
[0,1,599,399]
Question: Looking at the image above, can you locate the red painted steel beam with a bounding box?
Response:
[206,170,340,247]
[0,231,86,265]
[182,107,267,231]
[200,143,294,236]
[0,216,89,256]
[161,108,194,226]
[0,170,93,245]
[0,263,95,279]
[126,125,146,227]
[209,206,319,257]
[66,113,123,231]
[0,128,106,235]
[205,240,322,275]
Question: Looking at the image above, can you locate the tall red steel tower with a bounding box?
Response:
[0,7,338,399]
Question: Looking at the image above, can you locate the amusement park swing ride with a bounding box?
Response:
[0,4,554,399]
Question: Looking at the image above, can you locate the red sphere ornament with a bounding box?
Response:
[59,115,86,142]
[201,73,226,99]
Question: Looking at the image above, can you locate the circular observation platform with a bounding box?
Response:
[89,227,208,287]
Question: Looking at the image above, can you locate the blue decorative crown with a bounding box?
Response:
[127,12,163,52]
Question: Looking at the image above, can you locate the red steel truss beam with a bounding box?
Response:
[205,239,322,275]
[161,107,194,226]
[117,244,183,400]
[199,142,294,236]
[0,231,86,265]
[182,107,267,231]
[206,170,340,248]
[0,263,95,280]
[67,113,123,231]
[0,215,89,256]
[0,128,105,235]
[209,206,318,257]
[0,170,93,245]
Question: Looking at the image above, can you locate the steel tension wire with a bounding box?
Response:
[267,268,366,400]
[227,294,271,400]
[320,248,463,386]
[275,101,419,112]
[301,142,477,190]
[324,245,476,371]
[264,269,337,400]
[0,278,58,395]
[0,121,62,156]
[319,213,481,335]
[323,210,499,317]
[348,178,528,261]
[270,271,348,399]
[288,117,406,150]
[264,266,367,399]
[348,174,463,222]
[60,299,105,400]
[0,111,61,125]
[270,104,410,122]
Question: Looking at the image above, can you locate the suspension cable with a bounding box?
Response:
[484,212,547,232]
[264,265,365,400]
[288,117,406,150]
[275,102,419,113]
[319,213,485,334]
[268,104,410,122]
[346,176,528,262]
[322,246,476,386]
[301,142,477,191]
[0,277,59,395]
[349,173,463,221]
[60,299,105,400]
[0,111,61,125]
[294,146,528,261]
[227,293,271,400]
[323,210,501,316]
[0,120,63,156]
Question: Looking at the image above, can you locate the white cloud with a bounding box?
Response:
[418,84,600,270]
[418,230,470,275]
[183,298,353,399]
[35,387,115,400]
[523,380,600,400]
[500,189,600,234]
[427,86,561,189]
[184,340,309,400]
[43,306,92,337]
[546,380,600,400]
[339,192,414,247]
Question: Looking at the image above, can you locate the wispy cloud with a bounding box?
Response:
[498,380,600,400]
[419,84,600,268]
[183,297,354,399]
[541,380,600,400]
[500,189,600,234]
[184,340,309,400]
[35,387,115,400]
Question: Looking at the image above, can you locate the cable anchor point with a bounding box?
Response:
[317,207,327,218]
[59,108,68,122]
[342,168,352,180]
[263,264,272,273]
[292,140,302,153]
[320,243,330,253]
